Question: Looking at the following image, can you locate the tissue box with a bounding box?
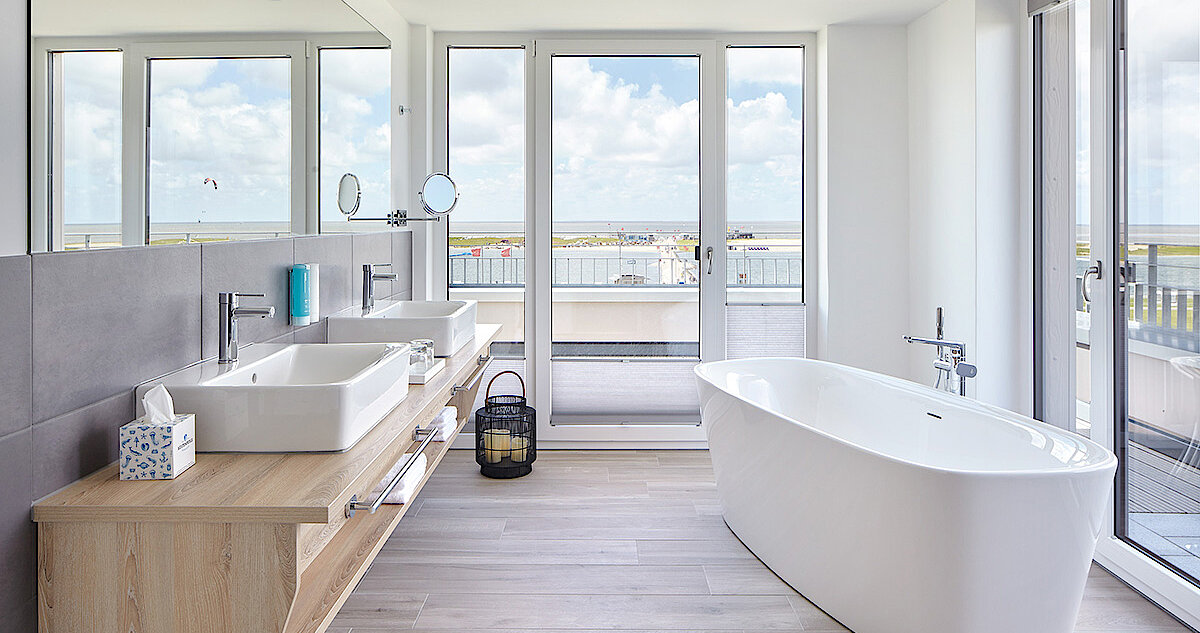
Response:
[119,414,196,481]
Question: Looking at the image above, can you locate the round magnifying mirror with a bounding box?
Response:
[419,173,458,216]
[337,173,361,216]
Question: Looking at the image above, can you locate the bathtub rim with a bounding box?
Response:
[695,357,1118,478]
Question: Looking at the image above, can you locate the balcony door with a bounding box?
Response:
[532,41,721,443]
[1035,0,1200,624]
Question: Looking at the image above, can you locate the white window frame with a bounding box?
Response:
[434,33,817,448]
[30,33,387,251]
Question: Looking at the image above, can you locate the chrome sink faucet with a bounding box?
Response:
[904,307,977,396]
[218,292,276,364]
[362,263,397,312]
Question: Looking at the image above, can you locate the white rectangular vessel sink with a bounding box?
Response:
[327,300,477,357]
[136,343,411,453]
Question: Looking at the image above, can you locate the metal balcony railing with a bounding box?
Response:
[1078,243,1200,352]
[449,254,804,288]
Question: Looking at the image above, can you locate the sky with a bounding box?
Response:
[446,47,806,227]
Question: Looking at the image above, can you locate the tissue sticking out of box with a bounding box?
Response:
[143,384,176,425]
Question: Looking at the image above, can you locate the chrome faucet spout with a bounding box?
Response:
[218,292,275,364]
[905,335,971,396]
[362,263,397,312]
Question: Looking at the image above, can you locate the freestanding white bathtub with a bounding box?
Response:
[695,358,1117,633]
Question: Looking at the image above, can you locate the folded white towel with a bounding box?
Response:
[432,406,459,441]
[373,452,428,505]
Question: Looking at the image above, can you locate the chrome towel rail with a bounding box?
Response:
[452,355,492,394]
[346,426,437,519]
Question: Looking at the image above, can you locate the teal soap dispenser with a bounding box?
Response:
[290,264,311,326]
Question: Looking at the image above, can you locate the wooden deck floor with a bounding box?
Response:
[331,450,1191,633]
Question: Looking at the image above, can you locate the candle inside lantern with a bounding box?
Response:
[510,436,529,462]
[483,428,511,463]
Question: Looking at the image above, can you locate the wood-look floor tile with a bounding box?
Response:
[636,538,758,565]
[704,563,796,595]
[609,466,717,483]
[354,562,711,595]
[419,478,650,499]
[390,516,507,540]
[413,594,801,629]
[395,630,749,633]
[378,536,639,565]
[654,451,714,467]
[785,594,851,631]
[1074,595,1191,631]
[413,497,700,519]
[341,450,1189,633]
[327,592,426,629]
[502,515,733,541]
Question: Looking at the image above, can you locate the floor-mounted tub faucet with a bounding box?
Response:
[904,307,977,396]
[362,263,397,312]
[218,292,276,364]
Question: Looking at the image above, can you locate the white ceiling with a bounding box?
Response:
[33,0,378,38]
[386,0,948,32]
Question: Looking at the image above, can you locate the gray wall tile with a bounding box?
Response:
[352,232,396,305]
[293,234,353,318]
[0,429,33,616]
[200,239,293,359]
[32,245,201,422]
[294,320,327,344]
[31,391,134,499]
[391,230,413,297]
[0,255,31,436]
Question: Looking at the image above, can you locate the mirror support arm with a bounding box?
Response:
[346,210,441,227]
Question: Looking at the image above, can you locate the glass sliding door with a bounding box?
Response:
[1116,0,1200,583]
[548,53,703,425]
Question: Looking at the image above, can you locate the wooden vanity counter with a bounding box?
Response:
[33,324,500,633]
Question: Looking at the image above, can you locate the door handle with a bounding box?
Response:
[705,246,713,275]
[1082,261,1103,303]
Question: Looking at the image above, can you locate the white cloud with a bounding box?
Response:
[549,57,700,222]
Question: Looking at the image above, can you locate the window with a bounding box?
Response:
[49,51,123,250]
[725,46,806,359]
[447,47,527,355]
[147,57,292,243]
[446,46,527,417]
[319,47,391,232]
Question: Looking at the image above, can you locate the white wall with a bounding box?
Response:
[974,0,1030,412]
[907,0,978,391]
[1,0,28,256]
[907,0,1030,411]
[816,25,912,378]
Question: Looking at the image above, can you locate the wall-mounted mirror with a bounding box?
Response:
[419,173,459,216]
[337,173,362,216]
[28,0,391,252]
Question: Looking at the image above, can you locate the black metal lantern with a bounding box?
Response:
[475,371,536,478]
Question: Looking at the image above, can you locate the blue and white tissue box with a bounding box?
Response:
[119,414,196,481]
